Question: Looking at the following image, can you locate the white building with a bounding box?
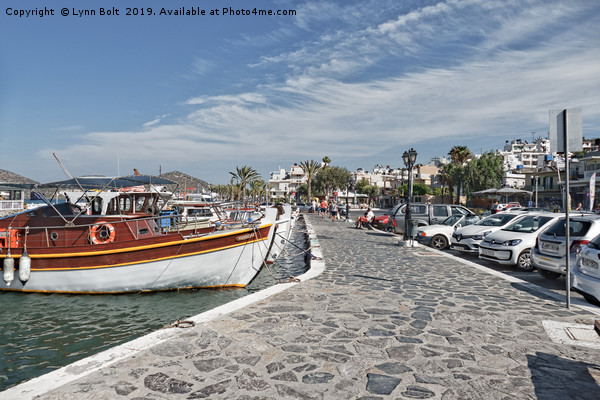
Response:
[268,164,308,200]
[500,137,551,174]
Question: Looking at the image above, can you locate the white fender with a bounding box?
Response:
[3,255,14,285]
[19,250,31,282]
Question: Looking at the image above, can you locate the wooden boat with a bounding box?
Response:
[0,175,278,294]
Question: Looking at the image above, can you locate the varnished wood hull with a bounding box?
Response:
[0,223,274,293]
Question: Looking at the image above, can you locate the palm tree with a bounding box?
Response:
[448,146,472,204]
[437,168,452,204]
[249,179,266,202]
[322,156,331,168]
[229,176,236,201]
[229,165,261,202]
[299,160,322,203]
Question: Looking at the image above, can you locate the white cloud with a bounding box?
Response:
[35,0,600,182]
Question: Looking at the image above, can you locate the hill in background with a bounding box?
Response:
[159,171,211,193]
[0,169,210,192]
[0,169,39,185]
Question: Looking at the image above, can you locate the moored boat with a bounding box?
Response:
[0,175,278,294]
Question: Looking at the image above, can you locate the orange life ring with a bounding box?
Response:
[90,222,116,244]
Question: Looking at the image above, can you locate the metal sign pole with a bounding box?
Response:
[563,109,571,309]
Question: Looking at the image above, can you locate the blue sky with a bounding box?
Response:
[1,0,599,184]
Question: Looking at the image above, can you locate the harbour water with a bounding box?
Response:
[0,218,309,391]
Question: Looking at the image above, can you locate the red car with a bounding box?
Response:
[374,209,396,231]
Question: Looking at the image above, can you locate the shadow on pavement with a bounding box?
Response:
[528,352,600,400]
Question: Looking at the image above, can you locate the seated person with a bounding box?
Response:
[355,208,375,228]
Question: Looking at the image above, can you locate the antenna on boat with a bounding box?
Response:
[53,152,73,179]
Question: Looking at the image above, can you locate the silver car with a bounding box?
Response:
[531,214,600,279]
[571,234,600,305]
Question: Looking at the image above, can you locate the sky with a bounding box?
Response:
[1,0,599,185]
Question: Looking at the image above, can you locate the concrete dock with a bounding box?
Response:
[4,214,600,399]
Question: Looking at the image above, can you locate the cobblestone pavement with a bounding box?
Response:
[25,215,600,399]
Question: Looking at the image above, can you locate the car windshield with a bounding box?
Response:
[442,215,463,226]
[502,215,554,233]
[542,218,591,237]
[475,214,517,227]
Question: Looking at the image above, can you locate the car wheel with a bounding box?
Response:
[430,235,448,250]
[538,269,561,280]
[516,249,534,271]
[386,225,393,232]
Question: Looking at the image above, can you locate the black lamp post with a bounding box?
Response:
[402,148,418,240]
[346,177,354,221]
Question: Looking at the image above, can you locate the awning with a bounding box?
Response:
[42,175,175,189]
[471,188,532,196]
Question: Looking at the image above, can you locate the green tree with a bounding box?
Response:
[448,146,472,204]
[314,166,351,198]
[399,182,431,197]
[296,183,308,201]
[249,179,267,202]
[322,156,331,168]
[463,151,504,196]
[356,178,380,206]
[299,160,322,203]
[229,165,261,202]
[436,167,453,204]
[229,176,236,201]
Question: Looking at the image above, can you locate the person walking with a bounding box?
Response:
[320,199,328,218]
[330,202,338,221]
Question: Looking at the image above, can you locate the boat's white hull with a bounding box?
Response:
[265,205,295,263]
[0,208,279,293]
[1,241,269,293]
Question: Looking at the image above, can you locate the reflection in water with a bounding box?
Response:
[0,219,308,390]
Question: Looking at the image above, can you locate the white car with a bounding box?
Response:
[532,214,600,280]
[451,212,523,254]
[415,214,481,250]
[478,212,560,271]
[571,235,600,305]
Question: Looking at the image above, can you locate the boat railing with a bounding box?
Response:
[3,210,265,250]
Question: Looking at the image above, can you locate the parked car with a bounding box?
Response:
[296,203,313,213]
[571,235,600,305]
[478,212,560,271]
[415,214,481,250]
[531,215,600,279]
[450,212,523,254]
[373,208,395,231]
[389,203,474,234]
[490,203,507,214]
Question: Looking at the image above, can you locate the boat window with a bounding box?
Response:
[107,198,118,214]
[135,196,146,212]
[120,197,132,214]
[92,197,103,215]
[147,196,156,208]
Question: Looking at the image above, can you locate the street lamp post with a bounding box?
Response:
[346,177,353,221]
[402,148,418,241]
